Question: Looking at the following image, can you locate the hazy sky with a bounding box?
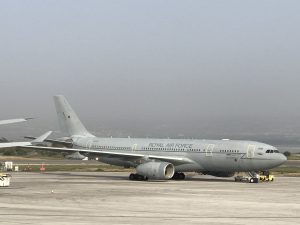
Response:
[1,1,300,139]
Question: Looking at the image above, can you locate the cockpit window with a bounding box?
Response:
[266,149,279,153]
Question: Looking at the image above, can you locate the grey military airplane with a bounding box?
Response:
[25,95,287,181]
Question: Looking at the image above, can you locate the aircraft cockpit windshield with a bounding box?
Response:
[266,150,280,153]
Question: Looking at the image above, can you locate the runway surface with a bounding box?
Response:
[0,172,299,225]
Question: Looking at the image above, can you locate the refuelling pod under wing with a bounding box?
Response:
[65,151,87,160]
[136,162,175,180]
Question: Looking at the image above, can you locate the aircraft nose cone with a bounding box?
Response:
[279,154,287,165]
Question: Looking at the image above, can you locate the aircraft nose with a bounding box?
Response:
[278,154,287,165]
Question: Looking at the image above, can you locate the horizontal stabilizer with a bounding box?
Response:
[0,131,51,149]
[24,136,73,148]
[31,131,52,144]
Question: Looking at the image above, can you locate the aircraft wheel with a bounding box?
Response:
[172,173,178,180]
[250,178,254,183]
[172,172,185,180]
[129,173,148,181]
[129,173,135,180]
[178,173,185,180]
[136,175,144,181]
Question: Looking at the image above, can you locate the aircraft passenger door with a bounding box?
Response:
[247,145,255,158]
[132,144,137,152]
[206,144,214,156]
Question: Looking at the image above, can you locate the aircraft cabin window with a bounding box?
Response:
[266,150,270,153]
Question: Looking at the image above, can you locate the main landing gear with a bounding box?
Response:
[129,173,148,181]
[172,172,185,180]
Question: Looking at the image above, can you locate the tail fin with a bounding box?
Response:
[53,95,95,137]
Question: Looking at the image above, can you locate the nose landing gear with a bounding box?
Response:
[234,172,259,183]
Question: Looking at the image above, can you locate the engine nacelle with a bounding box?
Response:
[203,171,235,177]
[136,162,175,180]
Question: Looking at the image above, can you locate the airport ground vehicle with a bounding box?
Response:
[0,173,11,187]
[259,171,274,182]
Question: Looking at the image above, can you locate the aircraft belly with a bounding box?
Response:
[194,153,239,172]
[237,158,277,171]
[175,163,202,172]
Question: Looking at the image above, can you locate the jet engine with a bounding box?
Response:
[203,171,235,177]
[136,162,175,180]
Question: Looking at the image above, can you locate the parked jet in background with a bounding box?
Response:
[22,95,287,181]
[0,118,51,148]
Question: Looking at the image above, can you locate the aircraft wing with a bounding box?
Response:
[0,142,32,148]
[0,118,33,125]
[19,146,194,166]
[0,131,52,148]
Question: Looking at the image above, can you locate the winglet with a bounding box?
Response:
[31,131,52,144]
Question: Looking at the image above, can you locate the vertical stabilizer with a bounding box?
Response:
[53,95,94,137]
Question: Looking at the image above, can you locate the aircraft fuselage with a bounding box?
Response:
[72,136,287,173]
